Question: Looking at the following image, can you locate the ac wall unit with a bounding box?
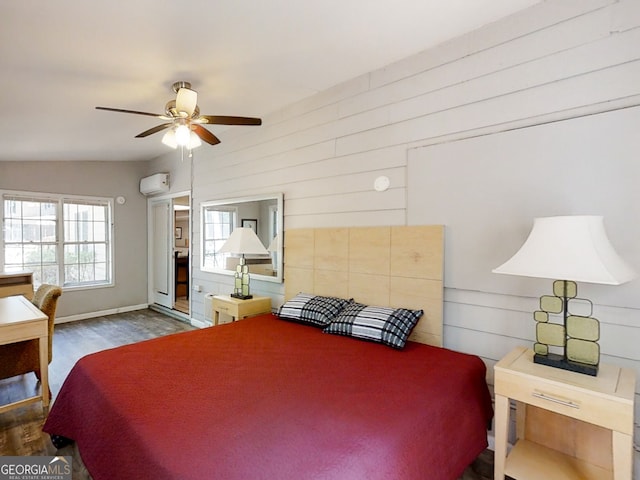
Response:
[139,173,169,196]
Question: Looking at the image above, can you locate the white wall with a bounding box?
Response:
[144,154,192,194]
[0,160,150,318]
[156,0,640,465]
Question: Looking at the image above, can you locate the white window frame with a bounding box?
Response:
[1,190,114,290]
[200,203,237,273]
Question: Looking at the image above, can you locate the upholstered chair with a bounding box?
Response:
[0,284,62,381]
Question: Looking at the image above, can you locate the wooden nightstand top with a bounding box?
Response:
[495,347,635,405]
[212,294,270,305]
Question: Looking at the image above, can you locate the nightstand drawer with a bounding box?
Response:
[212,299,233,314]
[495,369,633,434]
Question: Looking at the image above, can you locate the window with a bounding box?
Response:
[2,192,113,289]
[201,205,236,271]
[3,197,58,285]
[63,200,110,286]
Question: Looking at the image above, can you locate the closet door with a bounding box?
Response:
[151,199,172,308]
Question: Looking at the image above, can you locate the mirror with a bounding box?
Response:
[201,193,283,283]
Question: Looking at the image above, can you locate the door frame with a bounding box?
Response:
[146,190,191,315]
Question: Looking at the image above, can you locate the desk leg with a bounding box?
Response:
[494,394,509,480]
[213,310,219,326]
[38,335,49,411]
[612,431,632,480]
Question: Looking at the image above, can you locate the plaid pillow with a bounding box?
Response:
[324,302,423,349]
[277,293,352,327]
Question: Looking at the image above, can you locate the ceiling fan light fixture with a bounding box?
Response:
[161,129,178,149]
[162,125,201,150]
[176,87,198,117]
[164,100,178,117]
[175,124,191,146]
[189,131,202,149]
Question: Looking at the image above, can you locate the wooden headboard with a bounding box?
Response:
[283,226,444,347]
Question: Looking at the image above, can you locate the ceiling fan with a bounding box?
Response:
[96,81,262,148]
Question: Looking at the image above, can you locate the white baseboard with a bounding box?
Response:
[57,302,209,329]
[190,318,211,329]
[55,304,149,324]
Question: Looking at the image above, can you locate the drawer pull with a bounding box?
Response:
[532,391,580,409]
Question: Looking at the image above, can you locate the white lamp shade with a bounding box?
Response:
[176,87,198,117]
[161,129,178,149]
[188,131,202,148]
[217,227,269,255]
[492,216,636,285]
[175,124,191,145]
[162,128,201,149]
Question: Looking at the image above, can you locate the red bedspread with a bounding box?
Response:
[44,314,492,480]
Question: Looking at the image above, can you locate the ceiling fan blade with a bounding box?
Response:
[96,106,164,118]
[135,123,173,138]
[198,115,262,126]
[176,88,198,117]
[191,124,221,145]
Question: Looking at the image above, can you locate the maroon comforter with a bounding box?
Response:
[44,314,492,480]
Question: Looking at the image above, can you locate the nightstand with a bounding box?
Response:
[494,347,635,480]
[211,295,272,326]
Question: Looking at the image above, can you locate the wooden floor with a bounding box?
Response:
[174,295,189,314]
[0,308,494,479]
[0,308,196,459]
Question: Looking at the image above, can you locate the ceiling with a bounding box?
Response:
[0,0,540,163]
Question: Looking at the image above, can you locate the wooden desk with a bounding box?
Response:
[0,271,34,299]
[0,296,49,413]
[494,347,635,480]
[211,295,271,326]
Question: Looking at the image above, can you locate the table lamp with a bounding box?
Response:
[493,216,636,375]
[218,227,269,299]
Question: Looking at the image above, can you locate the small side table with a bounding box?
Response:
[211,295,271,326]
[494,346,635,480]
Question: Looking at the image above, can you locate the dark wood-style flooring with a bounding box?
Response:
[0,308,494,479]
[0,309,196,457]
[174,296,189,315]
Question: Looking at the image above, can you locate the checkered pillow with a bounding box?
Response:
[277,293,352,327]
[324,302,423,349]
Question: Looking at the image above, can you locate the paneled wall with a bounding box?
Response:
[168,0,640,465]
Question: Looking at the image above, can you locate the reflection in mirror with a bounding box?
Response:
[201,193,283,284]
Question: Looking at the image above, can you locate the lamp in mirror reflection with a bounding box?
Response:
[217,227,269,299]
[493,215,636,376]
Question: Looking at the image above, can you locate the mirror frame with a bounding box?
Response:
[200,192,283,284]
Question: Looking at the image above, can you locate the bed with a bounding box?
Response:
[43,226,493,480]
